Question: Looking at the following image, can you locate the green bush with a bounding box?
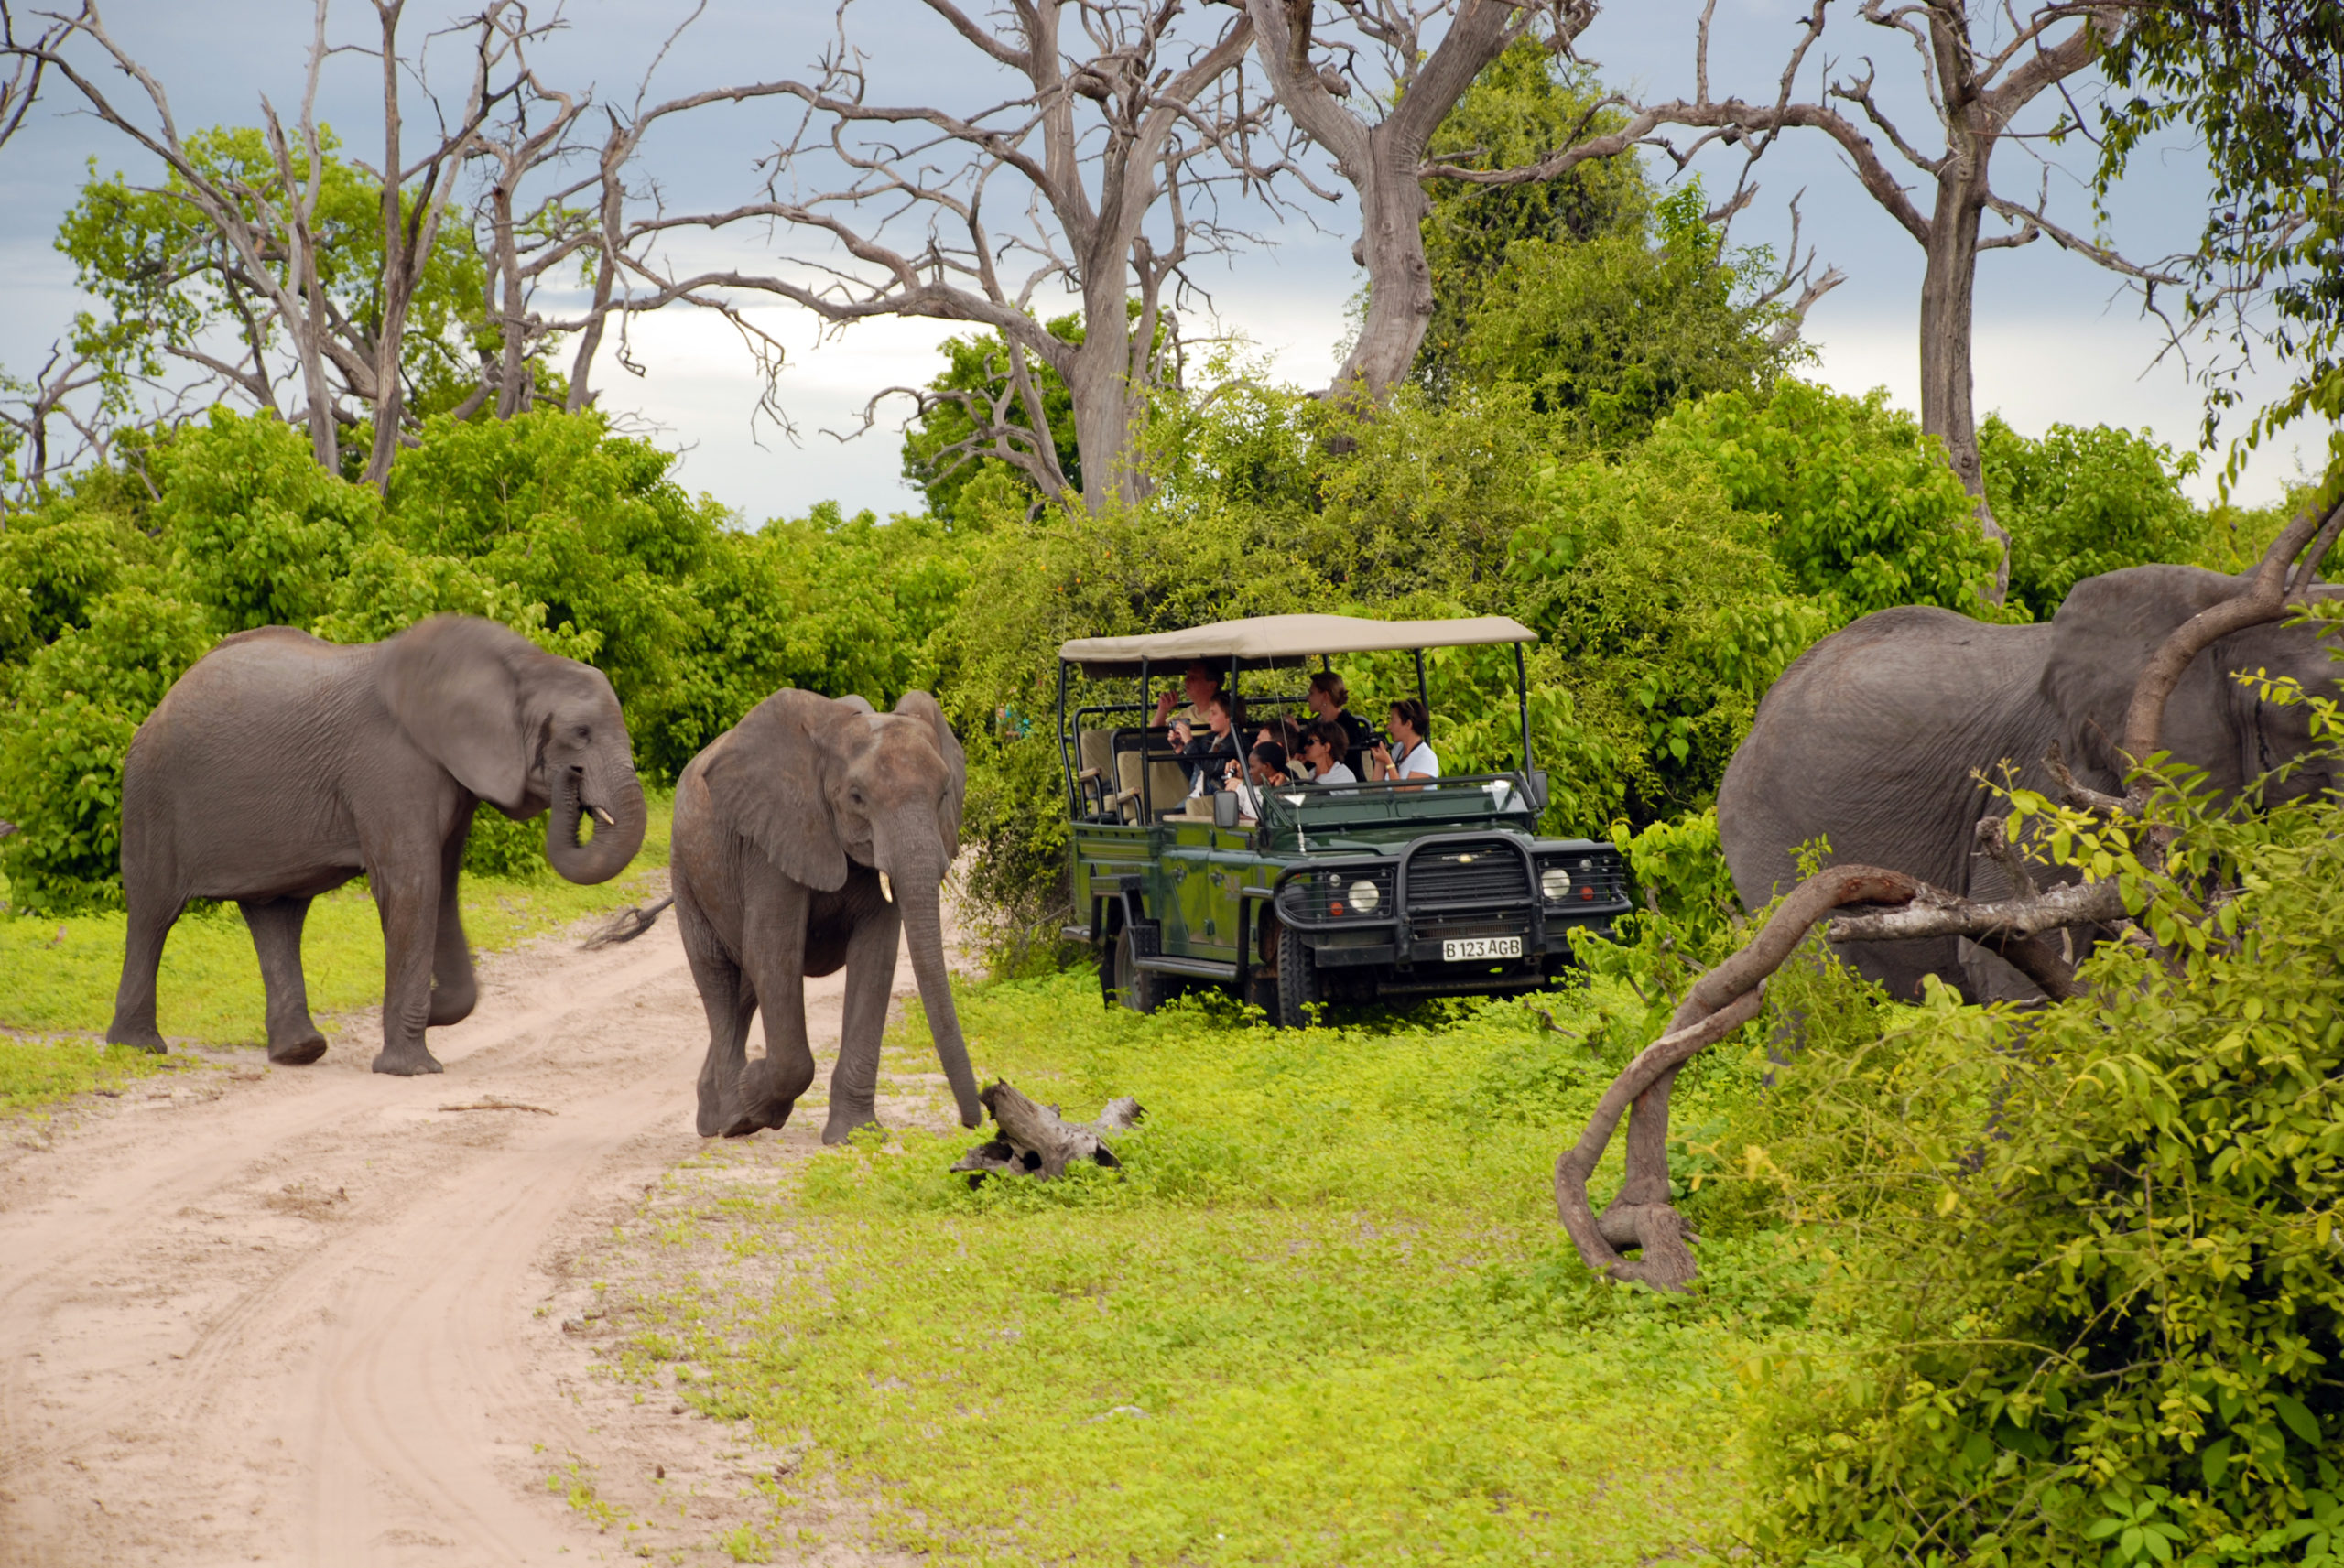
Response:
[1982,416,2206,620]
[157,408,382,632]
[0,585,214,911]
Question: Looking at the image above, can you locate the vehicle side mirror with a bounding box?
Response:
[1212,789,1241,829]
[1525,770,1550,812]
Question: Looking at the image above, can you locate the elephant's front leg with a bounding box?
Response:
[823,903,904,1146]
[428,808,479,1027]
[370,855,445,1076]
[736,887,817,1132]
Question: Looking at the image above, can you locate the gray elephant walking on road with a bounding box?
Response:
[669,687,983,1143]
[1719,565,2341,1002]
[110,615,648,1072]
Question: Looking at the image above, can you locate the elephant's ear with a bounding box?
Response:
[377,615,535,811]
[2043,565,2244,779]
[895,689,966,847]
[701,689,852,891]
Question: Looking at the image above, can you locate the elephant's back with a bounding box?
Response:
[1719,606,2053,907]
[130,630,371,776]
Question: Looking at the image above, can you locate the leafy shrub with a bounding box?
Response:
[1649,380,2008,621]
[157,408,381,632]
[0,586,214,912]
[1982,416,2205,619]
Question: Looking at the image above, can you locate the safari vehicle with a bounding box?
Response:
[1055,613,1633,1025]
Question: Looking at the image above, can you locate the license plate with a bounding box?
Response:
[1442,935,1523,962]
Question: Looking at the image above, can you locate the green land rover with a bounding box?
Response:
[1055,613,1633,1025]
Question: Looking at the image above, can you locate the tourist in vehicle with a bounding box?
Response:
[1297,722,1357,785]
[1366,699,1438,784]
[1178,691,1243,794]
[1306,672,1374,759]
[1153,661,1226,729]
[1255,715,1306,769]
[1223,741,1290,818]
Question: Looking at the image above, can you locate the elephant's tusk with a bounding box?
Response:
[879,871,894,903]
[589,805,615,827]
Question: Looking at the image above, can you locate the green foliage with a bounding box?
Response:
[0,584,215,911]
[900,316,1084,520]
[619,968,1817,1566]
[1981,416,2207,619]
[157,408,382,632]
[1734,729,2344,1564]
[1646,380,2009,621]
[1455,180,1804,451]
[1416,42,1647,401]
[1511,442,1834,819]
[58,125,493,427]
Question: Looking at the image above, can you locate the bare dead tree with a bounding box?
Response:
[15,0,538,486]
[1557,492,2344,1292]
[611,0,1286,512]
[0,1,57,154]
[1438,0,2179,604]
[1241,0,1596,399]
[0,344,106,499]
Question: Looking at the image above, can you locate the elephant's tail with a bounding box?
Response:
[582,895,674,951]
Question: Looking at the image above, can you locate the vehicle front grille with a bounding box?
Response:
[1405,841,1531,909]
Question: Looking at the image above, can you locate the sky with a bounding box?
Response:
[0,0,2326,520]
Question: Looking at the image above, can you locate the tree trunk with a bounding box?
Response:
[1067,323,1141,514]
[1335,135,1437,398]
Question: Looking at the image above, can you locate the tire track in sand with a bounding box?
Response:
[0,894,917,1565]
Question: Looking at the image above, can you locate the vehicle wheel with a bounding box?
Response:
[1108,926,1165,1014]
[1273,920,1320,1029]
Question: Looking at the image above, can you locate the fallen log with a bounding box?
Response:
[950,1080,1142,1184]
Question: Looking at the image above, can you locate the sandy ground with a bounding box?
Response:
[0,877,955,1566]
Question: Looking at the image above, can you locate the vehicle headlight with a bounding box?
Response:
[1539,866,1573,903]
[1347,879,1382,914]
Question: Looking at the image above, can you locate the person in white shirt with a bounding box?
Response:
[1297,721,1358,785]
[1366,698,1439,786]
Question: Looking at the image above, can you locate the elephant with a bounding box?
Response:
[1718,564,2341,1003]
[108,614,648,1073]
[669,687,984,1143]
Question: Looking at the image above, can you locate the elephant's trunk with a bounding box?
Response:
[898,860,982,1129]
[547,752,646,884]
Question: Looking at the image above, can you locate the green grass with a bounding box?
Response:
[620,974,1826,1566]
[0,792,671,1061]
[0,1034,175,1115]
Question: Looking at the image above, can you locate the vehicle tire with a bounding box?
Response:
[1108,925,1165,1014]
[1272,920,1320,1029]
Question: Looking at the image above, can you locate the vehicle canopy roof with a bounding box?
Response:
[1058,612,1536,678]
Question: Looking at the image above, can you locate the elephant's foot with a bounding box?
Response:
[267,1031,328,1066]
[821,1103,882,1146]
[370,1044,446,1076]
[427,983,477,1028]
[106,1017,168,1055]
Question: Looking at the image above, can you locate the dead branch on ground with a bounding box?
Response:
[952,1081,1142,1183]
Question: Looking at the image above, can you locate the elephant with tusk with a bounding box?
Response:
[667,687,982,1143]
[108,615,649,1073]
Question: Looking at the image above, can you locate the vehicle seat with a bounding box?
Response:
[1112,729,1190,823]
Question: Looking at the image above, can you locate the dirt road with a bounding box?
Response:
[0,885,930,1566]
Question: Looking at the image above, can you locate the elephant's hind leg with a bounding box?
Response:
[241,896,327,1065]
[428,810,479,1027]
[107,893,181,1054]
[678,889,760,1138]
